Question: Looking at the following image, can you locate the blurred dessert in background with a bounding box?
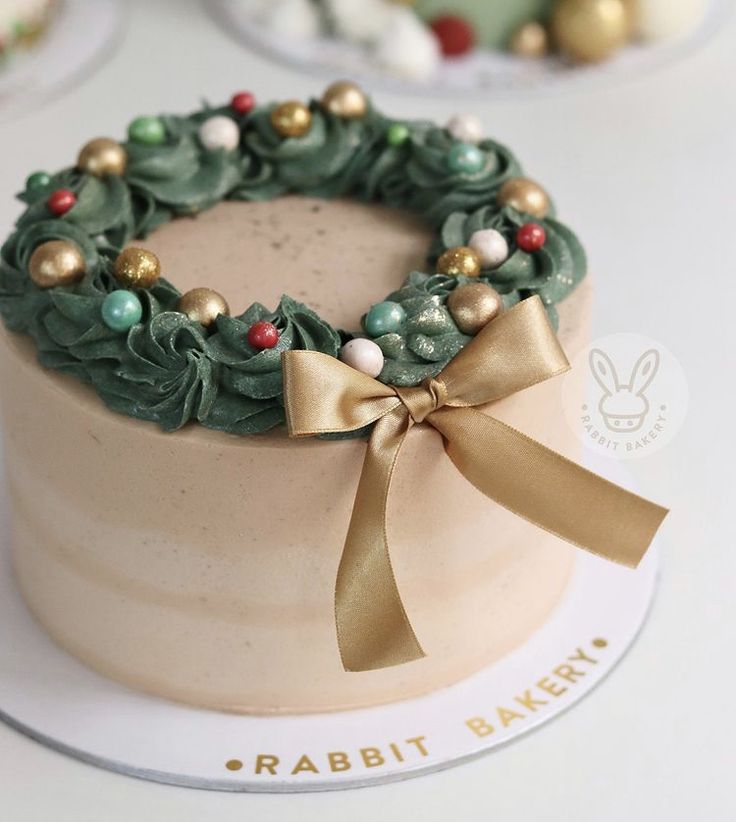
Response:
[243,0,710,80]
[0,0,57,68]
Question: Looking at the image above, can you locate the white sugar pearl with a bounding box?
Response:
[634,0,708,41]
[339,338,384,378]
[468,229,509,269]
[373,8,441,81]
[198,116,240,152]
[446,114,484,144]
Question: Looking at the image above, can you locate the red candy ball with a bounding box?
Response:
[247,321,279,350]
[47,189,77,216]
[516,222,547,252]
[230,91,255,115]
[429,15,475,57]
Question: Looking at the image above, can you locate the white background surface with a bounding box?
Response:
[0,0,734,819]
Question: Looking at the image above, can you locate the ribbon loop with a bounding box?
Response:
[281,295,668,672]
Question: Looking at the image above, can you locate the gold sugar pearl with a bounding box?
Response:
[178,288,230,328]
[270,101,312,138]
[551,0,630,64]
[28,240,86,289]
[509,21,550,58]
[77,138,127,177]
[114,247,161,289]
[321,81,368,119]
[497,177,551,219]
[447,282,504,335]
[436,246,482,278]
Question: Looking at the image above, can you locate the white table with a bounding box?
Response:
[0,1,733,819]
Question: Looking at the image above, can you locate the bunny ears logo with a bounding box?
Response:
[562,333,688,459]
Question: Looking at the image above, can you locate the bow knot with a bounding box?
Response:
[395,378,447,424]
[282,296,668,672]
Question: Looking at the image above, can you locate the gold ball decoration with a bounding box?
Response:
[509,21,550,58]
[177,288,230,328]
[114,247,161,289]
[270,101,312,138]
[436,246,482,278]
[447,283,504,335]
[28,241,86,289]
[497,177,551,219]
[77,138,128,177]
[320,81,368,120]
[551,0,630,64]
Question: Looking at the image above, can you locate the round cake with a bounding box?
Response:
[245,0,709,78]
[0,82,602,714]
[0,0,56,65]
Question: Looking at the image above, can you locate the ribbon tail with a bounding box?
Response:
[430,407,668,568]
[335,404,426,672]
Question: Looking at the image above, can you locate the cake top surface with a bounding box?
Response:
[0,81,586,437]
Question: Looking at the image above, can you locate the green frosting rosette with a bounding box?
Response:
[125,113,244,235]
[0,219,103,334]
[369,272,471,386]
[432,204,587,328]
[15,170,136,251]
[241,101,387,200]
[363,124,522,227]
[204,295,340,434]
[93,311,217,432]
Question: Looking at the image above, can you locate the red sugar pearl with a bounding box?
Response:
[247,321,280,350]
[230,91,256,115]
[47,189,77,217]
[429,15,475,57]
[516,222,547,252]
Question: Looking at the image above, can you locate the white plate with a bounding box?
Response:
[0,0,124,123]
[206,0,730,99]
[0,454,659,792]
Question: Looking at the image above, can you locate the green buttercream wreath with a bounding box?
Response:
[0,84,586,436]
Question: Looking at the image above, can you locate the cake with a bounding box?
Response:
[0,0,56,66]
[415,0,709,56]
[0,82,665,714]
[243,0,709,79]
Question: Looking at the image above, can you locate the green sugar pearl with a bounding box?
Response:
[447,142,485,175]
[386,123,410,147]
[101,290,143,332]
[364,301,406,337]
[25,171,52,191]
[128,116,167,146]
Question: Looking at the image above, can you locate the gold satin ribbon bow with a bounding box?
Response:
[282,296,668,673]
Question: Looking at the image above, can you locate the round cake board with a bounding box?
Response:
[206,0,729,100]
[0,0,123,123]
[0,453,660,793]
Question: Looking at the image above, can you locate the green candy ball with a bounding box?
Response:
[447,142,485,175]
[128,116,167,146]
[386,123,410,147]
[25,171,51,191]
[364,301,406,337]
[101,290,143,332]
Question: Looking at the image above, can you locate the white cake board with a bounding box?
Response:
[0,453,660,792]
[0,0,124,123]
[206,0,730,100]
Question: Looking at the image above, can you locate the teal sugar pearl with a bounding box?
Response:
[364,301,406,337]
[447,142,485,175]
[386,123,410,147]
[128,116,167,146]
[26,171,52,191]
[102,290,143,332]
